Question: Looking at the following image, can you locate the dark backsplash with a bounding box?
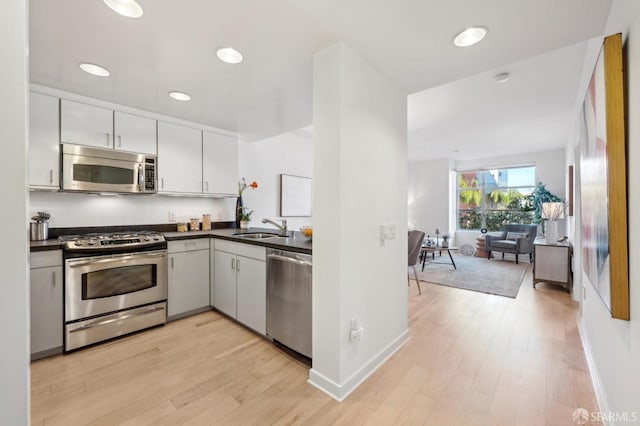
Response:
[49,221,236,239]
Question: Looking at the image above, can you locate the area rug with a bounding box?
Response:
[415,254,529,298]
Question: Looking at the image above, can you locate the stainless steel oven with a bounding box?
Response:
[62,232,167,351]
[61,143,156,194]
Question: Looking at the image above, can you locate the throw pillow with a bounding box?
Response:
[506,232,528,240]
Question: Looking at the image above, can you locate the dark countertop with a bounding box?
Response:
[166,227,312,255]
[30,239,64,252]
[31,227,312,255]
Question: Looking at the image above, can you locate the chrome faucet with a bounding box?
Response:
[261,218,289,236]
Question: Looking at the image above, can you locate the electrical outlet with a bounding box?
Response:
[168,211,176,222]
[215,211,223,220]
[349,317,363,342]
[350,327,364,341]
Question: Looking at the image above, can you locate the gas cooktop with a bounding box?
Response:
[59,231,165,250]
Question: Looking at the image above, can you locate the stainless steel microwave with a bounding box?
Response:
[61,143,156,194]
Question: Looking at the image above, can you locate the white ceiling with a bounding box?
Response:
[30,0,615,150]
[408,41,590,162]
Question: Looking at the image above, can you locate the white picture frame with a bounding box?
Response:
[280,174,312,217]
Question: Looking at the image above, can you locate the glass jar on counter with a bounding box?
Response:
[189,218,200,231]
[177,222,188,232]
[202,214,211,231]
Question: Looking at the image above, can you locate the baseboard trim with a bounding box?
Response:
[31,346,63,362]
[167,306,211,322]
[577,319,610,422]
[308,329,410,402]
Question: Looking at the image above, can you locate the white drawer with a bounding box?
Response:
[30,250,62,269]
[215,239,266,261]
[168,238,210,253]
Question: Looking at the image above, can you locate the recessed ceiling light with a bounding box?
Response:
[453,26,488,47]
[494,72,510,83]
[216,47,244,64]
[79,63,110,77]
[103,0,144,18]
[169,91,191,101]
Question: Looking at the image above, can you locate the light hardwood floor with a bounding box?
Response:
[31,266,599,425]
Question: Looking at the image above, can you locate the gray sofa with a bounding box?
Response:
[485,224,538,264]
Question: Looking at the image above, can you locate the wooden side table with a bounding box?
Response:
[533,238,572,292]
[475,236,488,257]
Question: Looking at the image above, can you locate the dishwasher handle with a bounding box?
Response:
[267,253,312,267]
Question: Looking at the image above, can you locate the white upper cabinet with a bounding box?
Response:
[35,87,238,196]
[61,99,113,149]
[61,100,157,154]
[202,131,238,195]
[29,92,60,188]
[157,121,202,194]
[114,111,157,155]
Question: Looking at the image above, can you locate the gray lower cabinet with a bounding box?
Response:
[167,239,210,320]
[209,239,215,306]
[30,250,63,361]
[213,240,266,335]
[236,256,266,335]
[214,250,237,317]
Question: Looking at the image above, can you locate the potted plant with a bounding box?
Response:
[525,182,563,235]
[238,207,253,230]
[442,234,450,248]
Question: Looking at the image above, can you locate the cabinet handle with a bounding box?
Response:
[171,257,174,269]
[118,135,122,147]
[106,133,111,146]
[205,181,209,192]
[236,259,240,271]
[49,169,54,184]
[52,271,56,286]
[161,178,164,189]
[231,258,235,270]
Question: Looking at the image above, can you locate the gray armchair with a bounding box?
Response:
[485,224,537,264]
[408,230,426,294]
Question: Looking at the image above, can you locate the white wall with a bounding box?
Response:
[238,127,313,231]
[407,158,452,236]
[0,0,30,423]
[30,192,235,228]
[577,9,640,419]
[408,149,567,248]
[310,42,408,401]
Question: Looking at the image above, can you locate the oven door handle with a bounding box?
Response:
[68,305,166,332]
[68,252,166,268]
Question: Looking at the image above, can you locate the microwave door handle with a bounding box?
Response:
[138,163,144,192]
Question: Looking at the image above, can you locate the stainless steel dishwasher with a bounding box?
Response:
[266,248,312,358]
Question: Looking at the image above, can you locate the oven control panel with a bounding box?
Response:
[62,232,165,250]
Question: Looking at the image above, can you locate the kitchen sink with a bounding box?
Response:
[232,232,281,240]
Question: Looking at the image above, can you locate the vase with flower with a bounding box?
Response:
[236,178,258,227]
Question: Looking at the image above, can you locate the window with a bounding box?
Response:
[457,166,535,231]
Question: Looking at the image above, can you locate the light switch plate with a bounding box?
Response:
[380,224,397,243]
